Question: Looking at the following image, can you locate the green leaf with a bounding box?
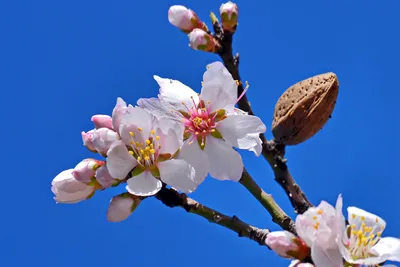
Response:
[131,166,145,177]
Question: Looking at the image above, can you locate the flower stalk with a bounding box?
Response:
[239,168,296,234]
[211,16,313,214]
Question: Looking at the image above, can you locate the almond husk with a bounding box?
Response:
[272,72,339,145]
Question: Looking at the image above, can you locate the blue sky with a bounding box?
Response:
[3,0,400,266]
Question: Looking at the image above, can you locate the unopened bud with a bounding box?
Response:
[219,2,238,32]
[188,29,218,52]
[81,129,96,152]
[265,231,309,260]
[92,128,120,154]
[51,169,96,204]
[107,193,141,222]
[91,114,113,130]
[168,5,208,33]
[72,158,104,183]
[95,164,119,188]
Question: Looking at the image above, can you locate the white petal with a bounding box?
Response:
[217,114,266,155]
[203,137,243,181]
[347,206,386,233]
[154,75,199,111]
[311,230,344,267]
[158,127,182,155]
[107,195,135,222]
[179,141,209,185]
[200,61,237,112]
[137,97,182,122]
[371,237,400,262]
[119,106,154,144]
[295,207,320,246]
[126,171,162,196]
[106,140,137,179]
[159,159,198,193]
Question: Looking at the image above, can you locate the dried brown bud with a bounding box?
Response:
[272,72,339,145]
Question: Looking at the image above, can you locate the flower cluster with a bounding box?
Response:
[266,195,400,267]
[51,61,266,222]
[168,2,239,52]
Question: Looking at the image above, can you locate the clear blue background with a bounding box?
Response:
[3,0,400,266]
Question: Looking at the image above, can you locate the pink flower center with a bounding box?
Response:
[180,97,225,148]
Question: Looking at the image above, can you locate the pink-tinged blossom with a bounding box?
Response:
[107,193,141,222]
[297,195,400,267]
[138,61,266,182]
[188,29,218,52]
[51,169,96,204]
[81,129,96,152]
[168,5,208,33]
[265,231,309,260]
[112,97,131,134]
[71,158,104,183]
[219,2,238,32]
[91,114,113,129]
[95,164,118,188]
[295,195,344,267]
[91,127,120,154]
[336,205,400,266]
[106,102,199,196]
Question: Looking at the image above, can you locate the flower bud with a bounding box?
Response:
[265,231,309,260]
[168,5,208,33]
[72,158,104,183]
[91,114,113,130]
[81,129,96,152]
[51,169,96,204]
[95,164,119,188]
[289,260,314,267]
[188,29,218,52]
[91,128,119,154]
[107,193,141,222]
[219,2,238,32]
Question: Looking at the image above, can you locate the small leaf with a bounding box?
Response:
[150,167,160,178]
[131,166,145,177]
[210,128,223,139]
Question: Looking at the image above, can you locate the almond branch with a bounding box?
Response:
[212,21,313,214]
[155,186,270,246]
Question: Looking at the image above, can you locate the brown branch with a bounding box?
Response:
[155,187,270,246]
[212,21,313,214]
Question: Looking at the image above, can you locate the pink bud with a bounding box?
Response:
[188,29,218,52]
[265,231,309,260]
[107,193,141,222]
[91,128,119,154]
[91,115,113,130]
[51,169,96,204]
[168,5,208,33]
[81,130,96,152]
[72,158,104,183]
[95,164,118,188]
[219,2,238,32]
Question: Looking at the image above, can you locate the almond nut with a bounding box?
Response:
[272,72,339,145]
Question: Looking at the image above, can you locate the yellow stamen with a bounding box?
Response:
[145,139,151,145]
[128,151,134,155]
[129,131,134,137]
[151,130,156,135]
[137,127,142,132]
[155,136,160,140]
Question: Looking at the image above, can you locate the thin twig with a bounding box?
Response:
[155,187,270,246]
[212,21,313,214]
[239,168,296,234]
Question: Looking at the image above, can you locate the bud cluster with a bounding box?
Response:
[167,2,238,52]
